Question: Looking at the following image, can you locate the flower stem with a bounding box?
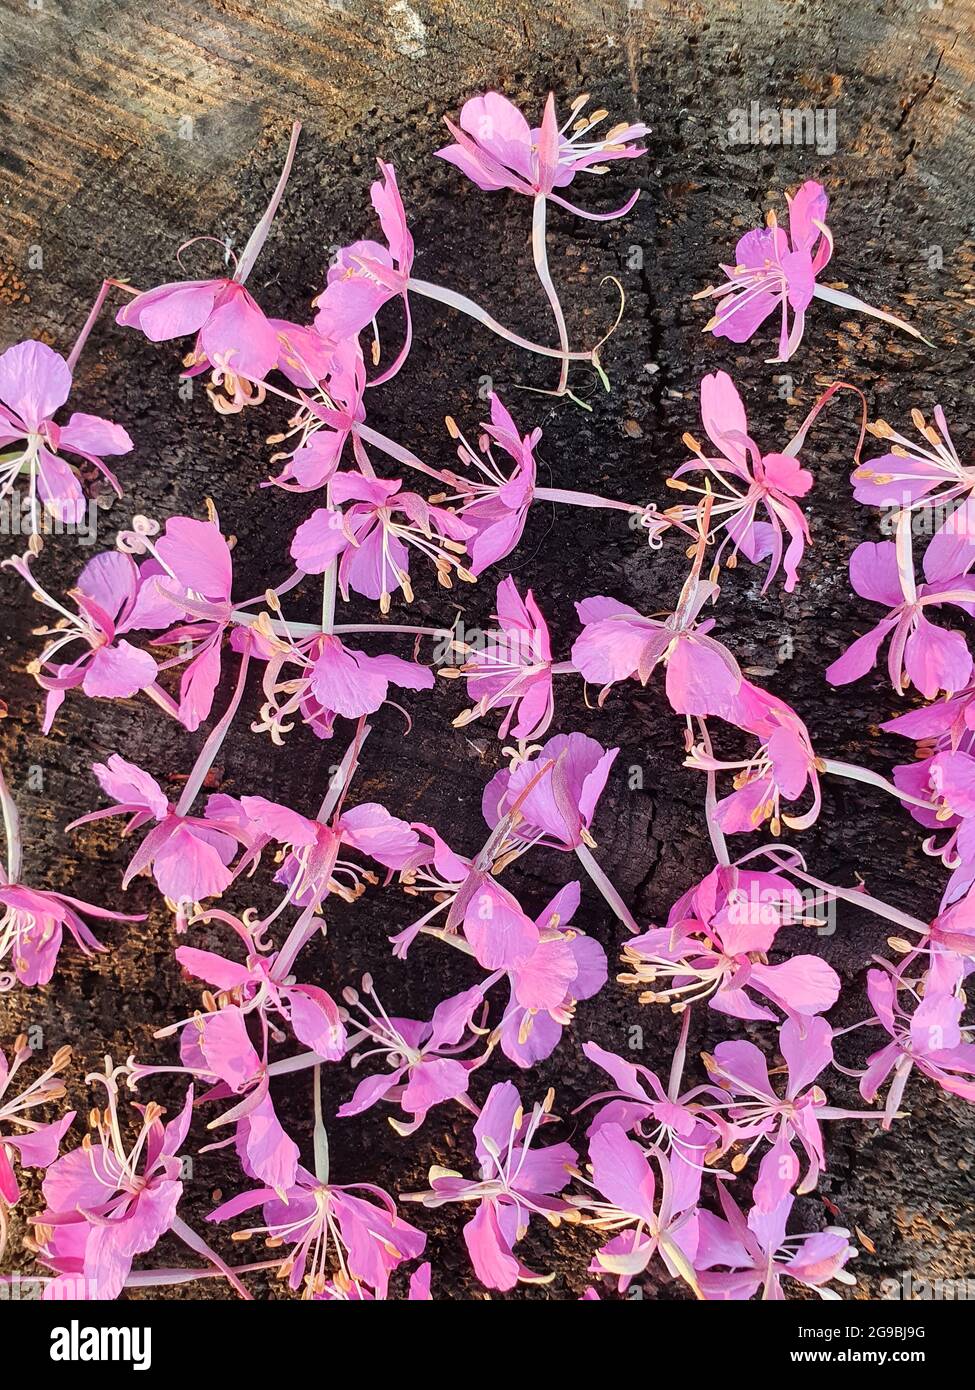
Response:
[575,841,640,934]
[407,276,593,363]
[353,422,447,483]
[66,279,123,374]
[171,1214,252,1300]
[531,194,570,395]
[234,121,302,285]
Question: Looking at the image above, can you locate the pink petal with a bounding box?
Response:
[0,340,71,430]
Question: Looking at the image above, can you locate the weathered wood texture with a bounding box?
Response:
[0,0,974,1298]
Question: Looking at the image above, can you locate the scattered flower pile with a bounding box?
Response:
[0,93,969,1302]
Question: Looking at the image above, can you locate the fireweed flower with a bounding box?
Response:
[0,1038,73,1257]
[481,732,640,933]
[0,338,131,537]
[314,161,415,384]
[115,124,303,411]
[438,395,539,575]
[667,371,813,592]
[265,338,370,491]
[170,930,347,1063]
[210,1165,426,1299]
[402,1080,577,1291]
[437,90,648,216]
[137,511,237,731]
[432,394,661,571]
[704,1016,852,1210]
[338,976,489,1134]
[620,864,841,1021]
[852,406,973,530]
[479,881,608,1068]
[571,503,743,718]
[482,732,617,854]
[69,753,251,911]
[437,91,648,398]
[686,680,823,834]
[220,791,420,912]
[116,508,276,733]
[0,767,138,988]
[167,1004,301,1195]
[451,575,560,742]
[33,1061,210,1301]
[695,179,927,362]
[254,626,435,743]
[695,1186,857,1300]
[826,531,975,698]
[387,816,539,959]
[570,1123,702,1295]
[6,549,164,732]
[858,959,975,1126]
[579,1033,727,1177]
[290,471,475,609]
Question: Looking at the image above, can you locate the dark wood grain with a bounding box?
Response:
[0,0,973,1299]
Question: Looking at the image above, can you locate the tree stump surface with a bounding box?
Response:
[1,0,973,1298]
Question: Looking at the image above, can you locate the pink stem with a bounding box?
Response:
[235,122,302,285]
[66,279,120,374]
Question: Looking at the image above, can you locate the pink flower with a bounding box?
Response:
[705,1016,837,1209]
[266,338,369,491]
[574,1123,701,1294]
[116,124,302,405]
[0,339,130,528]
[695,1188,856,1300]
[0,882,121,989]
[485,882,608,1067]
[851,406,973,528]
[580,1039,726,1174]
[696,180,927,362]
[173,1005,300,1195]
[437,91,647,220]
[174,935,346,1063]
[572,591,741,717]
[36,1065,193,1300]
[620,865,840,1020]
[481,732,618,852]
[70,754,249,909]
[210,1166,426,1298]
[148,513,237,731]
[696,181,832,361]
[0,1039,74,1257]
[446,394,540,575]
[402,1080,576,1291]
[454,575,556,741]
[314,162,414,380]
[289,471,474,609]
[9,549,160,732]
[826,536,975,698]
[118,277,281,387]
[688,679,822,834]
[256,631,434,743]
[338,977,488,1133]
[859,960,975,1126]
[221,791,420,911]
[669,372,813,591]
